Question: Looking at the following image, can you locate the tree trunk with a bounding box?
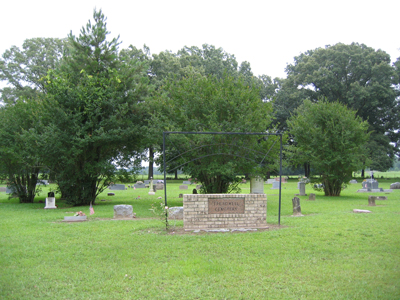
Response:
[361,169,365,178]
[304,162,310,177]
[174,169,178,180]
[148,147,154,180]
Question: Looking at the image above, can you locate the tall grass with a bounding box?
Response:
[0,179,399,299]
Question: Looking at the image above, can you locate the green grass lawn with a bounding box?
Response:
[0,179,399,299]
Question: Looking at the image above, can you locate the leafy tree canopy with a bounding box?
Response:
[288,99,370,196]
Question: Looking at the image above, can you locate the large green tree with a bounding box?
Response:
[40,9,150,206]
[0,99,44,202]
[288,100,370,196]
[0,38,66,105]
[153,73,278,193]
[275,43,398,174]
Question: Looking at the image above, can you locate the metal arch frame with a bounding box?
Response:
[163,131,283,225]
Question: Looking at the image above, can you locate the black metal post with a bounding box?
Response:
[163,132,167,207]
[278,134,282,226]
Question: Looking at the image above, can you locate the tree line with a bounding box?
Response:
[0,9,398,202]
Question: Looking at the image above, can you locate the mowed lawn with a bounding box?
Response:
[0,179,399,299]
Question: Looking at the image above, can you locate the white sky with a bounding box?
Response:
[1,0,399,79]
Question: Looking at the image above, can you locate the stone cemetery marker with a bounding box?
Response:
[169,207,184,219]
[250,176,264,194]
[179,194,183,198]
[109,184,126,190]
[148,179,155,195]
[390,182,400,189]
[155,184,164,190]
[309,193,316,201]
[114,205,133,219]
[179,185,188,190]
[183,181,191,185]
[0,187,6,192]
[376,196,387,200]
[265,179,275,184]
[44,192,57,209]
[144,180,151,184]
[368,196,377,206]
[299,182,306,196]
[349,179,357,184]
[292,197,302,216]
[134,183,146,189]
[107,192,115,196]
[271,181,280,189]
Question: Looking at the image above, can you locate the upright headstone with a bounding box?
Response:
[114,205,133,219]
[155,184,164,190]
[148,179,155,195]
[183,181,191,185]
[390,182,400,189]
[169,207,184,219]
[44,192,57,209]
[368,196,376,206]
[309,193,316,201]
[292,197,302,216]
[271,181,280,189]
[266,179,275,184]
[109,184,126,190]
[299,182,306,196]
[134,183,146,189]
[250,176,264,194]
[349,179,358,184]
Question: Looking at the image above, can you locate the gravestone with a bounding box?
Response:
[183,181,191,185]
[179,194,183,198]
[44,192,57,209]
[196,185,202,189]
[309,193,316,201]
[390,182,400,189]
[109,184,126,190]
[0,187,6,192]
[349,179,358,184]
[169,207,184,219]
[265,179,275,184]
[114,205,133,219]
[299,182,306,196]
[134,183,146,189]
[144,180,152,185]
[155,184,164,190]
[250,177,264,194]
[271,181,280,189]
[148,180,155,195]
[368,196,376,206]
[157,180,164,184]
[376,196,387,200]
[192,189,198,194]
[107,192,115,196]
[179,185,188,190]
[292,197,302,216]
[362,179,379,190]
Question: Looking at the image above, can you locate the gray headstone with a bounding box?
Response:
[6,186,16,194]
[169,207,183,219]
[299,182,306,196]
[271,181,280,189]
[390,182,400,189]
[134,183,146,189]
[309,193,316,201]
[114,205,133,219]
[250,177,264,194]
[368,196,376,206]
[179,185,188,190]
[182,181,191,185]
[349,179,358,184]
[144,180,151,184]
[292,197,302,216]
[266,179,275,184]
[155,184,164,190]
[362,179,379,190]
[0,187,6,192]
[109,184,126,190]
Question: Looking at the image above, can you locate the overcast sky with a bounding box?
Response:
[1,0,399,79]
